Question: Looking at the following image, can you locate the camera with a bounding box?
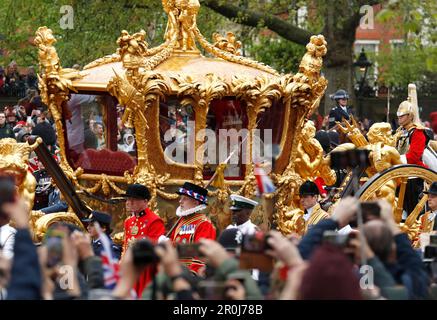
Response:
[424,235,437,260]
[198,280,227,300]
[239,231,274,272]
[241,231,272,253]
[322,230,356,248]
[330,147,370,170]
[348,201,381,228]
[177,243,202,258]
[423,235,437,282]
[43,226,67,268]
[131,238,163,268]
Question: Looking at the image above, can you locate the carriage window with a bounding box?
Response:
[203,99,248,179]
[159,98,195,163]
[158,97,284,180]
[65,93,137,176]
[116,105,137,157]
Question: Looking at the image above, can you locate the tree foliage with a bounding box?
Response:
[0,0,229,68]
[375,0,437,94]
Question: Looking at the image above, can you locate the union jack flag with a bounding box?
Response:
[96,223,120,290]
[254,163,276,195]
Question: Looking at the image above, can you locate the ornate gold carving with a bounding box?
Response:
[31,211,86,243]
[277,208,305,236]
[107,34,177,210]
[0,138,38,210]
[232,75,282,197]
[336,116,368,147]
[194,27,279,75]
[34,27,84,177]
[286,35,327,115]
[117,29,149,72]
[176,0,200,51]
[335,120,404,211]
[213,32,241,55]
[34,4,340,241]
[295,120,336,185]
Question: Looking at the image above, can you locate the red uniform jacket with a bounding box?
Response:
[170,212,216,274]
[406,129,428,168]
[123,208,165,297]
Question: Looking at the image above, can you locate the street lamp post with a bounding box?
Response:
[353,48,372,118]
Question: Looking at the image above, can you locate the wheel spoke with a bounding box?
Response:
[394,178,408,223]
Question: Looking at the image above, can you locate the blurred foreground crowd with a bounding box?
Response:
[1,177,437,300]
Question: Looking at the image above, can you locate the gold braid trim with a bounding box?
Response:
[83,53,121,70]
[143,36,178,71]
[193,27,279,76]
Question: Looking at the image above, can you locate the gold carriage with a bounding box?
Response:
[8,0,435,243]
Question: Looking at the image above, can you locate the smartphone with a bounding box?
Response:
[198,280,227,300]
[176,243,202,258]
[44,228,66,268]
[239,232,274,272]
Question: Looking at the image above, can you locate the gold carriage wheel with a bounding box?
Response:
[355,164,437,217]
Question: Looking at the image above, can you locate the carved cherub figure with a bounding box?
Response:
[175,0,199,50]
[295,120,336,185]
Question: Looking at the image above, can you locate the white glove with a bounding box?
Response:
[158,235,170,243]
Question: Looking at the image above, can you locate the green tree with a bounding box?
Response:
[375,0,437,96]
[0,0,229,68]
[202,0,437,112]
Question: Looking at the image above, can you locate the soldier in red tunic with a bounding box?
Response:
[395,84,432,215]
[122,183,165,297]
[168,182,216,275]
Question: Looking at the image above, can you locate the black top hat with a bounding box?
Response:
[424,182,437,196]
[177,182,208,205]
[299,180,320,196]
[123,184,151,200]
[82,210,112,225]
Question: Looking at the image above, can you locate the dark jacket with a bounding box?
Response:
[80,256,105,290]
[384,233,430,299]
[7,229,42,300]
[92,238,121,261]
[328,106,353,128]
[0,123,15,139]
[298,218,430,299]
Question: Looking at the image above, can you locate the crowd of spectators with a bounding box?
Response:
[0,190,436,300]
[0,61,38,98]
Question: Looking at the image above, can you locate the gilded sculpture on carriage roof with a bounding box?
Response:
[176,0,199,51]
[213,32,242,55]
[117,29,149,73]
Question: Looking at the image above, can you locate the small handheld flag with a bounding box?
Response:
[254,163,276,195]
[95,222,120,290]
